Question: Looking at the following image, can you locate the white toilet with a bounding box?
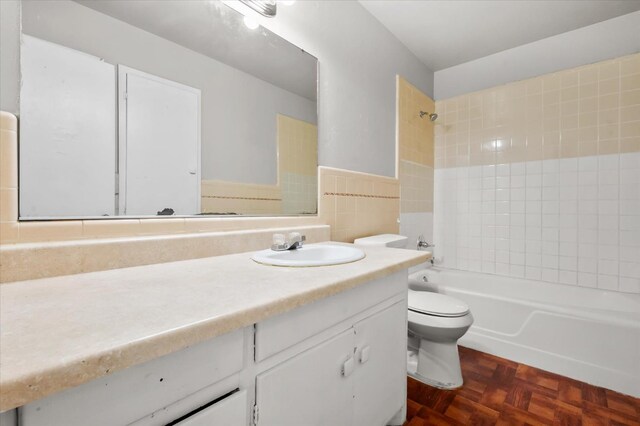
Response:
[354,234,473,389]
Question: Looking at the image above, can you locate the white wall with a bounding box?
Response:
[261,1,434,178]
[434,11,640,100]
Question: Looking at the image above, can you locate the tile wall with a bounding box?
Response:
[397,76,435,250]
[198,114,317,216]
[397,76,435,214]
[319,166,400,242]
[433,53,640,293]
[277,114,318,214]
[200,180,282,215]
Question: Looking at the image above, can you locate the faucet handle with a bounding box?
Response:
[288,232,306,244]
[417,235,434,250]
[288,232,300,242]
[271,233,287,251]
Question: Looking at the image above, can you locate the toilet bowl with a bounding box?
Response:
[407,290,473,389]
[354,234,474,389]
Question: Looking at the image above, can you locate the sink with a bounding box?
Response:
[251,244,366,267]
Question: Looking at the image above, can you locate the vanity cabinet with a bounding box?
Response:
[255,328,355,425]
[254,301,406,426]
[353,302,407,426]
[15,271,408,426]
[20,329,247,426]
[172,390,248,426]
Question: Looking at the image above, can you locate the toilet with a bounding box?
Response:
[354,234,473,389]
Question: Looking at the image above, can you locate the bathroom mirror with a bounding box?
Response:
[17,0,318,219]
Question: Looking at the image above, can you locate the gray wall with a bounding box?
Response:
[18,0,317,185]
[264,1,434,178]
[0,0,20,114]
[434,11,640,100]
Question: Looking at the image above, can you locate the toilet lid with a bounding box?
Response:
[408,291,470,317]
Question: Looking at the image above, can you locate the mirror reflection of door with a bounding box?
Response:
[20,35,116,218]
[118,67,201,216]
[16,0,318,218]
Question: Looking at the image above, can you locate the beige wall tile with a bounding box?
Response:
[621,105,640,123]
[82,219,141,239]
[0,129,18,190]
[19,221,84,242]
[318,166,399,242]
[277,114,318,176]
[435,52,640,170]
[0,222,19,244]
[139,218,186,235]
[201,179,283,215]
[398,76,438,216]
[621,89,640,107]
[620,137,640,153]
[0,188,18,222]
[397,76,435,167]
[621,55,640,76]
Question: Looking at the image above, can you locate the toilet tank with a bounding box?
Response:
[353,234,408,248]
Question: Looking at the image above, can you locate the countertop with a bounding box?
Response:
[0,243,429,412]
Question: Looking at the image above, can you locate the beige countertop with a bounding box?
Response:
[0,243,429,412]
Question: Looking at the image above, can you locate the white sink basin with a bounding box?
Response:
[251,244,366,267]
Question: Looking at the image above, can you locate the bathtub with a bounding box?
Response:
[409,268,640,398]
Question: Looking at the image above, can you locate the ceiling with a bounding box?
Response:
[359,0,640,71]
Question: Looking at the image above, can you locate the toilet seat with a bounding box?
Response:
[408,291,470,317]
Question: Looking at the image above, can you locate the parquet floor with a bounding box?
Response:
[405,346,640,426]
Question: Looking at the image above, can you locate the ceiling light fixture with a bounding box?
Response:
[238,0,277,18]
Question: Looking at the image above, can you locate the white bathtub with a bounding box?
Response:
[409,268,640,397]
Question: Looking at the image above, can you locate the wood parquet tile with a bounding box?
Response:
[405,346,640,426]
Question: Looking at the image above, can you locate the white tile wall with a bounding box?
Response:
[433,152,640,293]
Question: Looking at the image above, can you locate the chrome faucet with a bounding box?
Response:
[271,232,306,251]
[417,235,434,251]
[417,235,435,264]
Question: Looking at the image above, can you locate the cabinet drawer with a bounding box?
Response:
[174,390,247,426]
[255,271,405,361]
[21,328,245,426]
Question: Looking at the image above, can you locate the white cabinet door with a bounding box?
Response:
[255,328,355,426]
[119,67,201,216]
[353,301,407,426]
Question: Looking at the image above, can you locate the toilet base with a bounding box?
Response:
[408,370,462,390]
[412,340,464,389]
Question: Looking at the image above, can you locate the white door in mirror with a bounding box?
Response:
[251,244,365,267]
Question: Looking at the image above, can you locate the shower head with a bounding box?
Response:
[419,111,438,122]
